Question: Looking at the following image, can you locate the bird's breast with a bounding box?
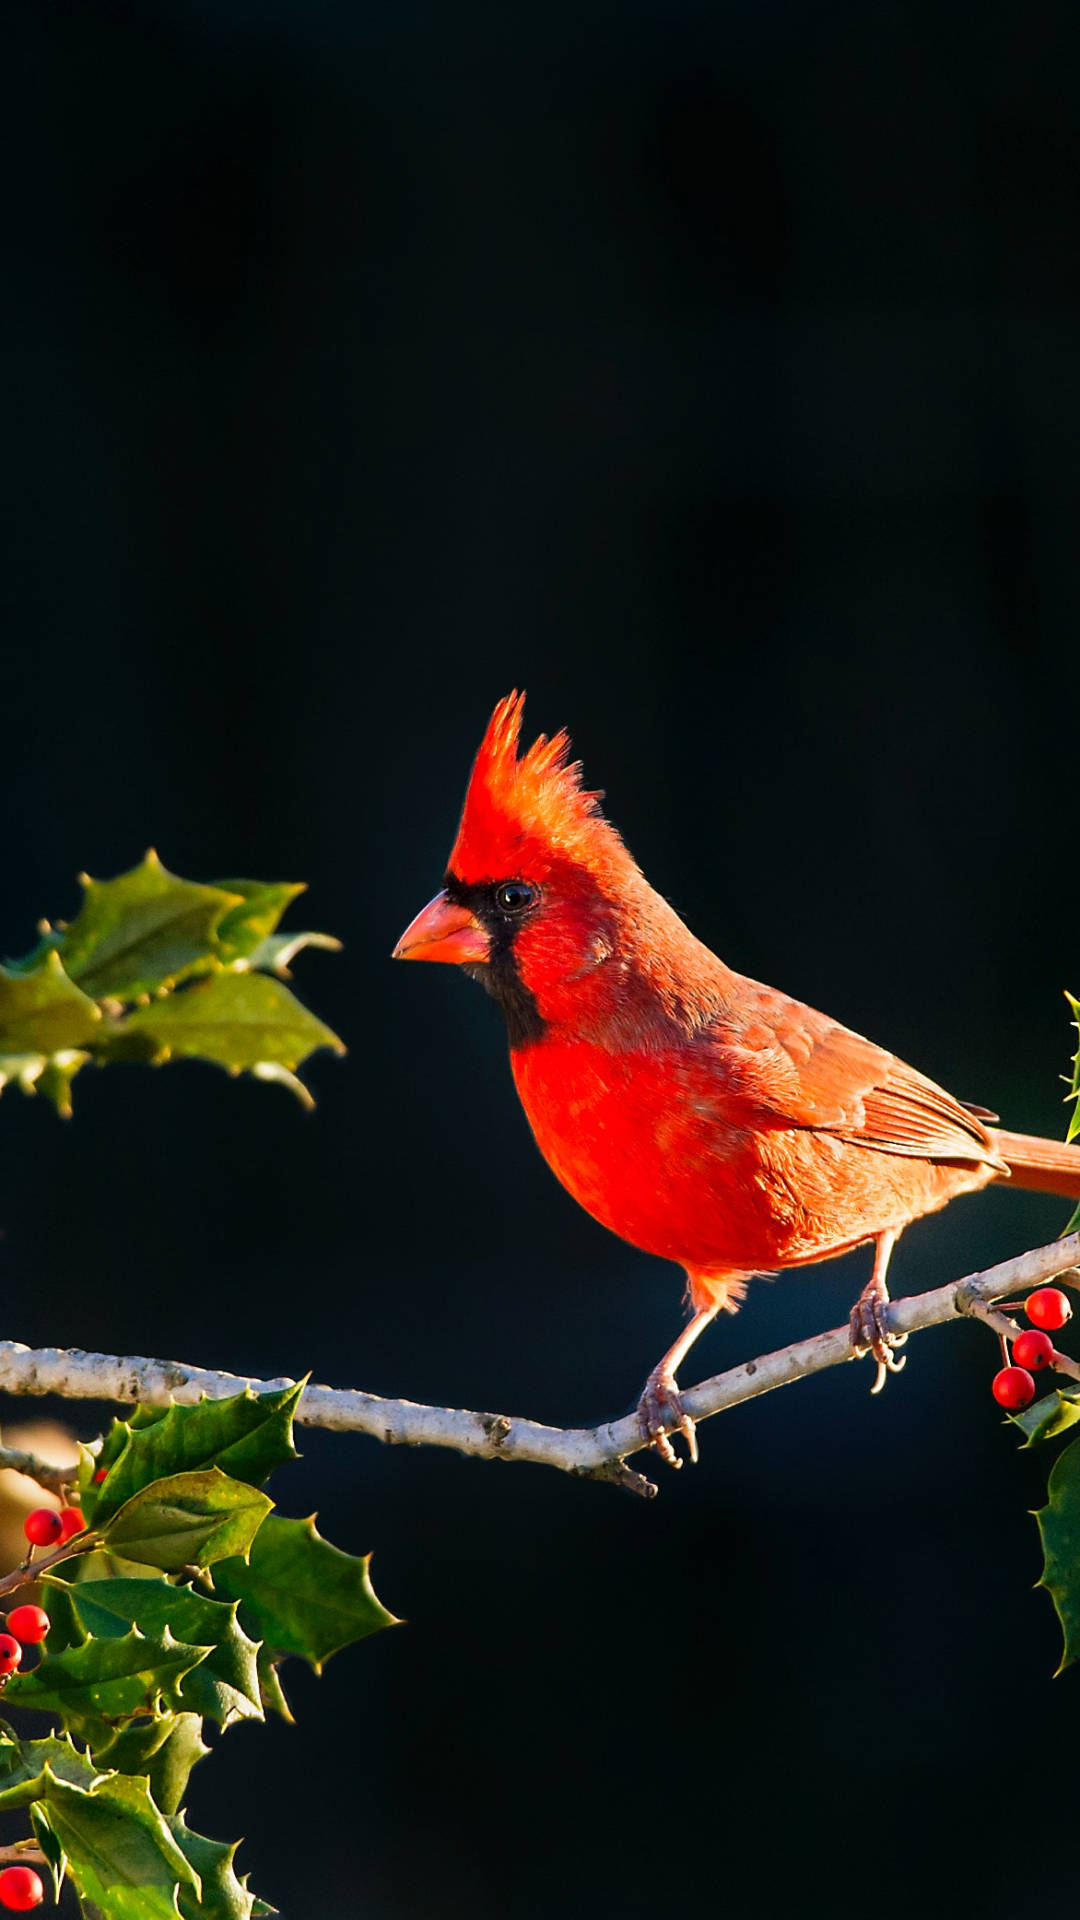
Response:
[508,1036,989,1274]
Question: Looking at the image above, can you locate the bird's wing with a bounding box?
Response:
[706,980,1004,1168]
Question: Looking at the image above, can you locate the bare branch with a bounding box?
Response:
[0,1445,78,1499]
[1,1235,1077,1497]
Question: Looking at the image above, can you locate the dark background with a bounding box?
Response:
[4,1,1080,1913]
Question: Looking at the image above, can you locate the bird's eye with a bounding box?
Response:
[494,881,538,915]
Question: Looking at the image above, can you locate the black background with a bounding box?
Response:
[4,2,1080,1914]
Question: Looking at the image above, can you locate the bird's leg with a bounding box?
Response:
[849,1228,907,1394]
[637,1305,719,1468]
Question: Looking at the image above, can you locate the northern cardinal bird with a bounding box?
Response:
[394,694,1080,1464]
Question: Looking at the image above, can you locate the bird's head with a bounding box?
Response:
[393,692,645,1044]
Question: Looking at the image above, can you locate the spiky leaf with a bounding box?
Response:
[146,1715,210,1819]
[43,1766,199,1919]
[91,1386,303,1529]
[59,852,242,1001]
[1012,1387,1080,1446]
[0,950,100,1053]
[255,1647,293,1724]
[0,1734,100,1809]
[29,1801,66,1902]
[1036,1433,1080,1671]
[5,1627,208,1741]
[99,1471,272,1573]
[211,882,306,965]
[212,1514,398,1671]
[46,1573,262,1728]
[36,1049,91,1116]
[100,970,344,1078]
[166,1812,255,1920]
[245,931,342,978]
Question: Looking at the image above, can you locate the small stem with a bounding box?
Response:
[0,1533,99,1601]
[0,1845,47,1865]
[963,1298,1080,1384]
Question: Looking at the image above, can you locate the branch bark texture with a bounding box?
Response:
[1,1234,1078,1497]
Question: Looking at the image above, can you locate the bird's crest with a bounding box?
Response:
[448,692,629,883]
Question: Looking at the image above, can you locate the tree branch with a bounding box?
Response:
[1,1234,1078,1498]
[0,1445,77,1499]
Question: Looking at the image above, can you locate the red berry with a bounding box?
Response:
[23,1509,62,1548]
[0,1634,22,1676]
[5,1606,49,1646]
[992,1366,1036,1410]
[92,1468,108,1484]
[0,1865,44,1909]
[1025,1287,1073,1332]
[1013,1329,1055,1372]
[59,1506,86,1540]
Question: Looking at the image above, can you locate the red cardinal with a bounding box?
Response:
[394,694,1080,1464]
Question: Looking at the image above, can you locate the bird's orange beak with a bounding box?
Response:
[392,890,490,966]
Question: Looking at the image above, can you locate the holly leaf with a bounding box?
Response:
[212,1514,399,1671]
[145,1714,210,1819]
[255,1647,293,1724]
[36,1049,92,1116]
[211,882,306,965]
[1012,1387,1080,1446]
[1035,1433,1080,1671]
[244,931,342,979]
[46,1573,263,1728]
[0,949,100,1053]
[99,970,345,1082]
[29,1801,67,1902]
[0,1734,100,1808]
[165,1812,255,1920]
[87,1711,185,1780]
[58,852,244,1002]
[43,1765,199,1919]
[5,1627,209,1741]
[91,1386,303,1529]
[99,1471,273,1573]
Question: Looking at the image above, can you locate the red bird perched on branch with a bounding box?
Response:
[394,693,1080,1465]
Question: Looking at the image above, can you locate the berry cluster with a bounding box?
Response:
[991,1287,1073,1410]
[0,1507,86,1908]
[0,1507,84,1682]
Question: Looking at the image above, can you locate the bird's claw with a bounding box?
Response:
[637,1369,698,1467]
[849,1289,908,1395]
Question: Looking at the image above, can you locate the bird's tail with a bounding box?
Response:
[991,1129,1080,1199]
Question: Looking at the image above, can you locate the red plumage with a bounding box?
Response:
[395,694,1080,1462]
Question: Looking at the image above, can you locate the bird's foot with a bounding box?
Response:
[637,1367,698,1468]
[849,1282,907,1395]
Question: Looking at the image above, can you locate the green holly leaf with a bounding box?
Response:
[211,882,306,965]
[254,1647,293,1724]
[212,1514,399,1672]
[0,950,101,1053]
[99,1471,273,1573]
[59,852,243,1002]
[29,1801,67,1902]
[91,1385,303,1529]
[6,1627,209,1741]
[0,1734,100,1808]
[99,969,345,1083]
[43,1765,199,1919]
[1035,1433,1080,1671]
[1012,1387,1080,1446]
[88,1711,185,1779]
[145,1714,210,1819]
[245,931,342,979]
[46,1573,263,1728]
[165,1811,255,1920]
[36,1048,92,1116]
